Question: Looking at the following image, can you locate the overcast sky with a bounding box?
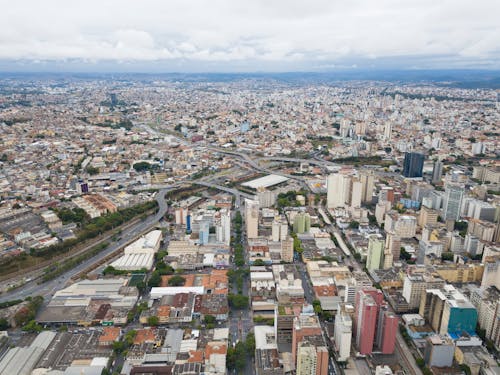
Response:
[1,0,499,72]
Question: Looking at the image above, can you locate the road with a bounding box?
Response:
[0,185,179,304]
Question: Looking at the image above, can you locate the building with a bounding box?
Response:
[246,199,259,239]
[281,236,294,263]
[383,121,392,141]
[419,284,478,336]
[423,335,455,367]
[293,213,311,234]
[0,331,56,375]
[355,289,382,354]
[385,212,417,238]
[432,161,443,184]
[403,152,425,178]
[376,305,399,354]
[334,304,353,361]
[215,209,231,246]
[110,230,162,271]
[360,171,375,203]
[385,232,401,263]
[419,206,439,227]
[443,184,464,221]
[402,273,445,310]
[350,179,363,208]
[296,341,328,375]
[366,235,384,271]
[292,314,323,363]
[327,173,351,209]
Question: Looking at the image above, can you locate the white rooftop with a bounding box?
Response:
[242,174,289,189]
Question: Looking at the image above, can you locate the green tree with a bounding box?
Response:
[148,316,159,327]
[167,275,186,286]
[22,320,42,333]
[253,259,265,266]
[348,221,360,229]
[228,294,249,309]
[0,318,9,330]
[245,332,256,356]
[86,166,99,175]
[204,315,216,324]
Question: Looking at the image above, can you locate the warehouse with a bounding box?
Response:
[241,174,289,189]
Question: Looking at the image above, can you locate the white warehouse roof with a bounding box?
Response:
[242,174,289,189]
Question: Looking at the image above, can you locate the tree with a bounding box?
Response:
[0,318,9,330]
[204,315,216,324]
[148,272,161,287]
[228,294,248,309]
[22,320,42,333]
[168,275,186,286]
[148,316,159,327]
[245,332,256,356]
[86,166,99,175]
[348,221,360,229]
[253,259,265,266]
[416,358,425,369]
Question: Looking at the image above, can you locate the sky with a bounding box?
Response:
[0,0,499,72]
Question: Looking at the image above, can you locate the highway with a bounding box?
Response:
[0,185,178,304]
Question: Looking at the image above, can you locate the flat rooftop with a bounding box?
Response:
[241,174,289,189]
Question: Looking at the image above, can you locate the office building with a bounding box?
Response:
[385,232,401,262]
[360,171,375,203]
[403,152,425,178]
[334,304,353,361]
[293,213,311,234]
[355,289,379,354]
[442,184,464,221]
[376,305,399,354]
[424,335,455,367]
[246,199,259,239]
[281,236,294,263]
[418,206,439,227]
[419,284,478,336]
[366,235,384,271]
[432,160,443,184]
[327,173,351,209]
[402,273,445,310]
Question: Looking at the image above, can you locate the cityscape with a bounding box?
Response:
[0,2,500,375]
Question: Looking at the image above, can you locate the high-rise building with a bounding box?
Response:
[442,184,464,221]
[334,304,353,361]
[360,171,375,203]
[293,213,311,234]
[424,335,455,367]
[419,284,477,335]
[215,209,231,245]
[292,314,323,363]
[403,152,425,178]
[418,206,439,227]
[290,313,329,374]
[246,199,259,239]
[385,232,401,263]
[351,179,363,208]
[402,273,445,310]
[281,236,294,263]
[383,121,392,141]
[327,173,351,209]
[376,305,398,354]
[432,161,443,184]
[355,289,383,354]
[296,341,328,375]
[296,343,317,375]
[366,235,384,271]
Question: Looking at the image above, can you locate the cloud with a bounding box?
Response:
[0,0,499,70]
